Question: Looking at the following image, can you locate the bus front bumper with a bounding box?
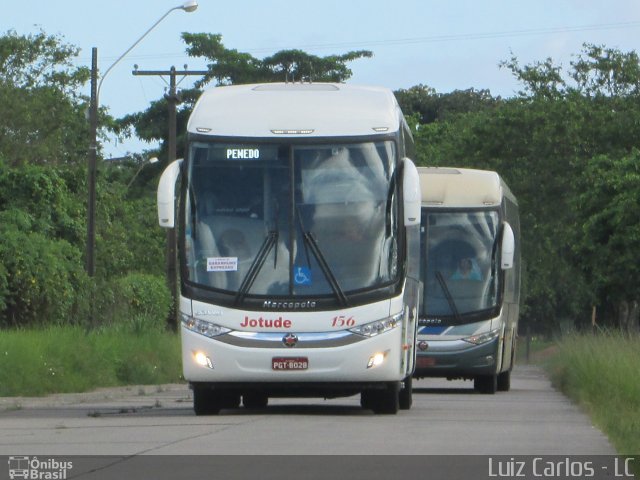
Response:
[413,336,500,379]
[181,325,406,386]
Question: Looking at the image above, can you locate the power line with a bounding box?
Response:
[248,20,640,52]
[75,19,640,64]
[236,20,640,53]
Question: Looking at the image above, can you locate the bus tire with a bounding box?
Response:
[243,393,268,409]
[399,375,413,410]
[193,385,222,415]
[368,382,400,414]
[497,338,515,392]
[497,370,511,392]
[474,374,497,394]
[360,390,375,410]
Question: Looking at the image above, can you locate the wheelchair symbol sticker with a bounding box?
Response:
[294,266,312,285]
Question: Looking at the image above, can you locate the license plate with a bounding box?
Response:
[272,357,309,370]
[417,357,436,368]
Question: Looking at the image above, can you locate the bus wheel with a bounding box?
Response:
[497,370,511,392]
[360,391,374,410]
[243,393,268,409]
[399,375,413,410]
[193,385,221,415]
[497,339,515,392]
[364,382,400,414]
[474,374,497,394]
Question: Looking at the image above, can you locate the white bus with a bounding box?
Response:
[157,83,422,414]
[414,167,520,393]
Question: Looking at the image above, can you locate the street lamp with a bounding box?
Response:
[126,157,160,190]
[86,1,198,276]
[97,1,199,100]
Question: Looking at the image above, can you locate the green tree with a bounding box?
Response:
[0,162,85,244]
[395,84,499,124]
[569,44,640,97]
[0,31,172,329]
[572,152,640,332]
[183,33,372,86]
[0,30,90,166]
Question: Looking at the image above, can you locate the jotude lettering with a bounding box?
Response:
[240,316,292,328]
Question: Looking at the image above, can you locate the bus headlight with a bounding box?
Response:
[194,351,214,369]
[367,350,389,369]
[182,314,231,338]
[349,312,403,337]
[462,328,500,345]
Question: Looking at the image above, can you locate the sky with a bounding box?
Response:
[5,0,640,158]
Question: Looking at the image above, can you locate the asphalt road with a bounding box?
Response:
[0,364,615,457]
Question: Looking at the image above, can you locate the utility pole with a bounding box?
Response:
[86,47,98,277]
[132,66,207,329]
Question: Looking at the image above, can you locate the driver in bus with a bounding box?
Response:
[451,257,482,281]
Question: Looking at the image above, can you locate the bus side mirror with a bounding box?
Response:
[402,158,421,226]
[501,222,515,269]
[157,159,183,228]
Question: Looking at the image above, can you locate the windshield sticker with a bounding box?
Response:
[294,266,312,285]
[207,257,238,272]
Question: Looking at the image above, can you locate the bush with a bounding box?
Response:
[0,262,8,313]
[0,213,87,327]
[112,273,172,332]
[72,273,171,332]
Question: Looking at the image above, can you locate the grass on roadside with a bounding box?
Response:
[543,331,640,456]
[0,325,182,397]
[515,334,555,364]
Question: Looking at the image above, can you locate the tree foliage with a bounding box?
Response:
[182,33,372,86]
[395,84,499,124]
[571,151,640,331]
[0,30,90,166]
[0,29,172,328]
[0,205,87,327]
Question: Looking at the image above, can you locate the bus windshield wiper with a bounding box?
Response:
[435,271,462,324]
[234,230,278,306]
[296,209,348,307]
[302,230,349,307]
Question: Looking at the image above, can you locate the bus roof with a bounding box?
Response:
[418,167,516,208]
[187,83,403,138]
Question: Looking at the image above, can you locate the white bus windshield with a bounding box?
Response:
[421,210,500,320]
[184,141,399,301]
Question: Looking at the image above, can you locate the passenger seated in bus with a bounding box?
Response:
[451,257,482,281]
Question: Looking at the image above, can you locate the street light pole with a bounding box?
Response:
[85,1,198,276]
